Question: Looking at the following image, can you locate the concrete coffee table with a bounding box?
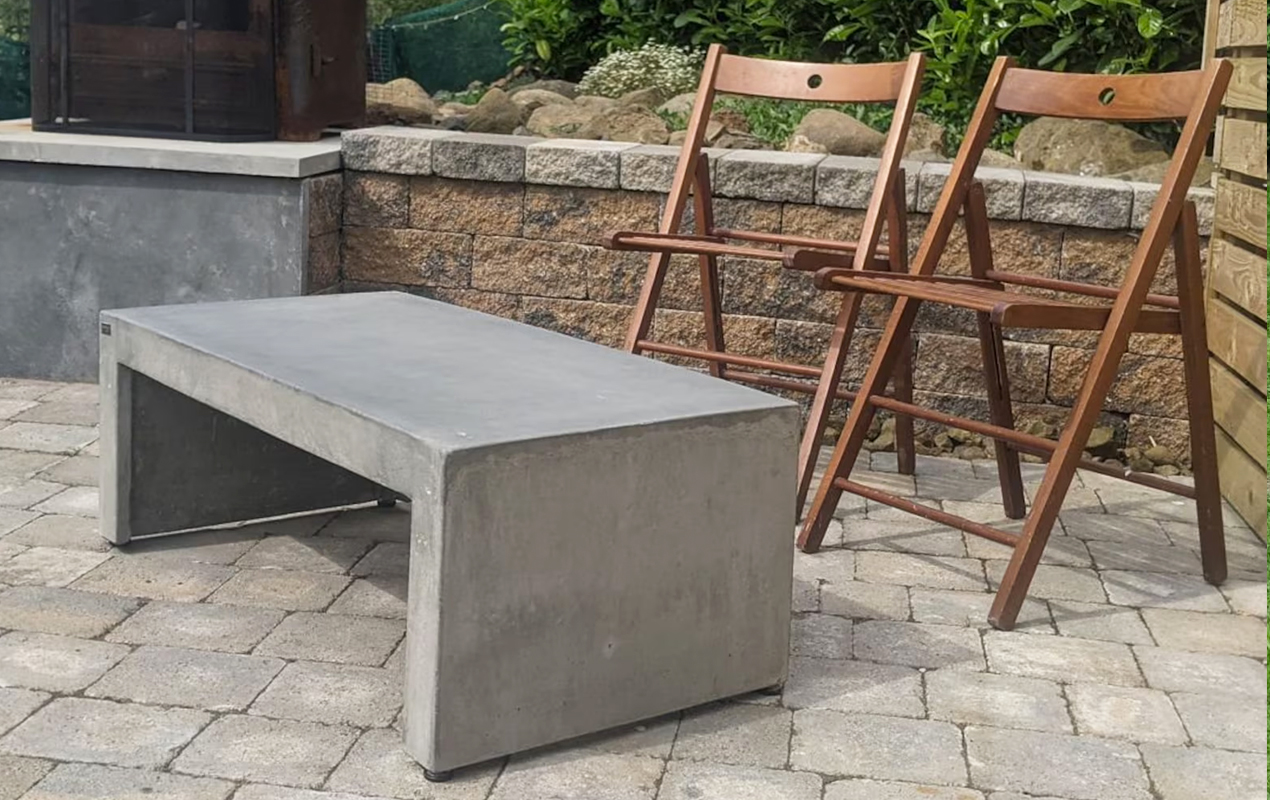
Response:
[99,291,797,780]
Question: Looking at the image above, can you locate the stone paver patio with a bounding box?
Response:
[0,378,1265,800]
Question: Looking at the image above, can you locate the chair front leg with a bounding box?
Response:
[693,155,726,378]
[887,175,916,476]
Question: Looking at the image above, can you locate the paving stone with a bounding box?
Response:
[1066,683,1186,744]
[71,557,235,602]
[915,473,1007,505]
[0,631,129,691]
[86,645,284,712]
[1139,608,1265,657]
[1048,600,1153,645]
[249,661,400,727]
[31,487,98,517]
[326,577,408,619]
[0,478,66,510]
[1085,540,1202,573]
[0,754,53,800]
[826,780,986,800]
[1139,744,1266,800]
[1100,570,1228,612]
[910,589,1053,633]
[855,552,986,591]
[327,728,500,799]
[1170,691,1265,753]
[12,401,98,427]
[39,385,97,405]
[963,532,1093,568]
[791,710,966,785]
[984,630,1142,686]
[491,748,662,800]
[21,763,235,800]
[0,541,26,563]
[0,381,61,401]
[1218,576,1268,617]
[350,543,410,577]
[253,613,404,666]
[966,726,1151,800]
[927,671,1070,733]
[659,762,821,800]
[1093,485,1206,525]
[0,586,141,637]
[105,601,284,653]
[3,515,108,552]
[173,715,358,789]
[821,579,909,621]
[1135,646,1267,696]
[0,697,209,769]
[232,787,397,800]
[121,528,265,565]
[985,562,1106,603]
[236,536,374,574]
[673,702,792,769]
[840,518,966,557]
[0,508,37,537]
[318,506,411,542]
[0,424,96,455]
[208,569,350,612]
[0,400,37,421]
[853,620,986,670]
[1059,511,1172,545]
[0,688,49,737]
[35,455,98,487]
[790,614,852,659]
[0,450,62,482]
[852,469,918,499]
[782,657,924,717]
[569,714,679,759]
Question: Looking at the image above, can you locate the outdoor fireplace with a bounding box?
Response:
[29,0,366,141]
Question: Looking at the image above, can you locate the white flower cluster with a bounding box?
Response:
[577,41,703,99]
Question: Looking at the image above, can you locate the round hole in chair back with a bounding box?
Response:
[1098,87,1116,106]
[807,74,823,89]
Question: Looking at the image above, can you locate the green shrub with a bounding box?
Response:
[577,41,703,98]
[0,0,28,40]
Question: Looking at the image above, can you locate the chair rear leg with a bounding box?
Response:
[886,177,916,477]
[693,157,727,378]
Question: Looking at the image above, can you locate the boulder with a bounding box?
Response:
[365,78,436,126]
[1108,156,1215,187]
[525,103,602,138]
[575,95,620,112]
[510,79,579,99]
[785,134,829,154]
[713,131,765,150]
[510,89,573,114]
[464,88,525,135]
[577,105,669,144]
[658,92,697,117]
[710,109,750,133]
[904,112,946,156]
[1013,117,1170,176]
[668,130,688,146]
[792,109,886,156]
[904,148,949,164]
[980,149,1024,168]
[618,87,669,109]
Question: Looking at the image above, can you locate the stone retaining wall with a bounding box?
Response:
[333,127,1217,461]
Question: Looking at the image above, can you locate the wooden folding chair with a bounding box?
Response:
[790,56,1234,630]
[605,45,926,510]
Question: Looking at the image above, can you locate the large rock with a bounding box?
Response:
[365,78,436,126]
[1109,156,1215,187]
[618,87,668,109]
[511,89,573,114]
[525,103,602,138]
[792,109,886,156]
[784,134,829,154]
[904,112,946,156]
[510,79,579,100]
[578,105,669,145]
[575,95,620,112]
[1013,117,1170,177]
[980,149,1024,168]
[464,88,525,135]
[658,92,697,117]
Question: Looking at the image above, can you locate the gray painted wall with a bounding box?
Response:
[0,162,310,381]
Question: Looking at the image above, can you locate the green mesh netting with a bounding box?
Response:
[369,0,511,92]
[0,38,29,120]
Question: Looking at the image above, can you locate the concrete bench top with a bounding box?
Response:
[102,291,792,454]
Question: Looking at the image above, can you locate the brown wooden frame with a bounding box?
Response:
[791,56,1234,630]
[605,45,927,510]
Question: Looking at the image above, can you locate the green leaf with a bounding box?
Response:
[535,39,552,61]
[1038,30,1080,65]
[1136,7,1163,37]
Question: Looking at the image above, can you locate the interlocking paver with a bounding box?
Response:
[249,661,401,727]
[236,536,374,574]
[855,552,986,591]
[0,754,53,800]
[853,620,986,670]
[0,479,65,510]
[0,688,48,737]
[40,384,98,405]
[1066,683,1187,744]
[0,585,141,637]
[909,589,1052,633]
[926,671,1070,733]
[1139,744,1267,800]
[0,423,97,455]
[105,601,284,653]
[86,645,285,711]
[253,612,404,666]
[984,630,1142,686]
[1218,575,1268,617]
[31,486,98,517]
[2,515,109,552]
[0,400,37,421]
[327,577,408,619]
[34,455,98,487]
[1047,600,1153,645]
[0,697,209,769]
[1134,646,1267,696]
[232,786,401,800]
[1059,511,1171,545]
[172,715,358,789]
[208,569,350,612]
[569,714,679,759]
[21,763,235,800]
[985,562,1106,603]
[659,762,822,800]
[820,579,909,620]
[782,657,924,718]
[1099,569,1228,612]
[0,541,25,562]
[71,557,235,602]
[0,380,60,401]
[963,532,1092,568]
[491,748,662,800]
[825,780,986,800]
[1170,692,1265,753]
[790,614,852,659]
[327,728,500,799]
[121,528,264,565]
[350,543,410,577]
[0,450,62,481]
[791,710,966,785]
[12,401,99,427]
[0,508,37,536]
[673,702,792,769]
[840,519,966,557]
[1139,608,1265,657]
[1085,539,1202,573]
[0,631,129,692]
[319,506,411,542]
[965,726,1151,800]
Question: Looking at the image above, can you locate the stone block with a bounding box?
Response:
[826,780,984,800]
[782,657,924,718]
[0,547,108,587]
[326,728,500,799]
[660,763,823,800]
[0,586,139,637]
[815,156,920,211]
[327,577,407,619]
[0,631,129,692]
[1139,608,1265,657]
[909,588,1053,633]
[1059,227,1177,296]
[0,688,48,737]
[236,536,372,575]
[12,403,98,427]
[1139,744,1266,800]
[520,298,631,348]
[342,172,409,228]
[1022,172,1133,229]
[19,764,233,800]
[492,749,663,800]
[425,287,522,321]
[791,613,853,660]
[303,172,343,237]
[966,726,1151,800]
[305,231,340,292]
[341,127,451,175]
[673,703,793,769]
[471,236,593,299]
[1049,599,1153,645]
[432,133,529,183]
[984,629,1143,686]
[349,542,409,578]
[927,670,1070,732]
[253,612,403,666]
[986,562,1107,603]
[0,508,37,536]
[1068,683,1188,745]
[724,259,840,325]
[1127,182,1215,234]
[31,487,97,517]
[526,140,636,189]
[820,578,910,621]
[172,715,358,789]
[523,186,661,244]
[1135,646,1266,696]
[5,515,105,555]
[0,479,64,510]
[0,755,51,800]
[409,177,525,236]
[1086,539,1202,573]
[104,601,284,653]
[841,516,967,558]
[1171,691,1265,753]
[855,551,987,591]
[1100,570,1228,612]
[618,144,682,193]
[791,710,966,785]
[121,527,267,564]
[70,557,234,602]
[342,228,472,287]
[917,163,1025,219]
[1049,347,1186,418]
[853,620,986,670]
[86,645,284,711]
[0,697,209,769]
[913,334,1050,403]
[715,151,823,204]
[0,424,97,455]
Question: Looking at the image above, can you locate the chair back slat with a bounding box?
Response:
[995,69,1206,121]
[713,54,911,103]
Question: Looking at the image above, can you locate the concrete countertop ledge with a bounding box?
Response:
[0,119,342,178]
